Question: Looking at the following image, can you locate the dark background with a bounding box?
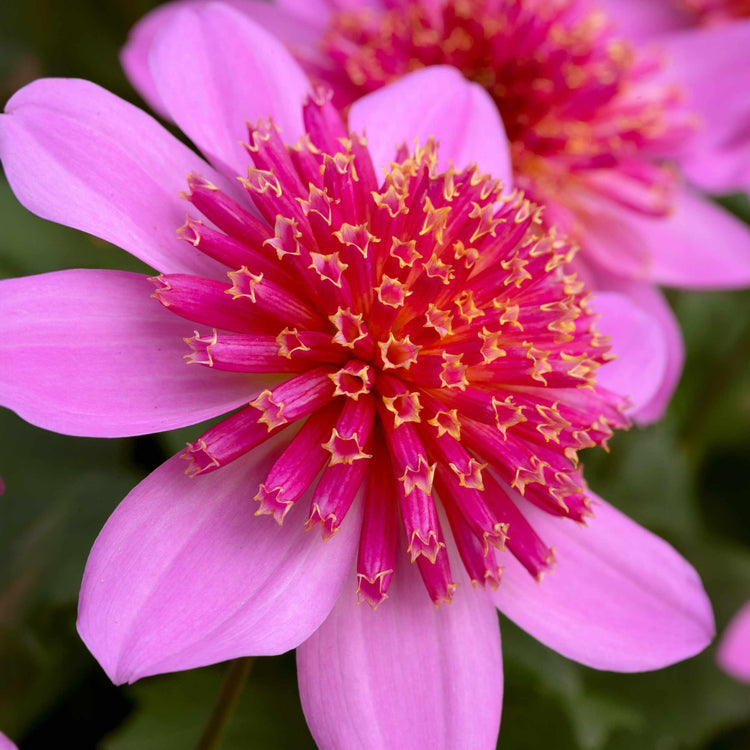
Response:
[1,1,750,747]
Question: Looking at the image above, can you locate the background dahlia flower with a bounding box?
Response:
[595,0,750,196]
[124,0,750,427]
[0,5,714,749]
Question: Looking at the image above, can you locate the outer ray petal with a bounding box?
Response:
[681,127,750,197]
[78,442,361,684]
[640,188,750,288]
[121,0,209,119]
[348,66,513,185]
[628,286,684,425]
[275,0,380,29]
[148,3,310,179]
[122,0,323,120]
[0,78,233,278]
[595,0,692,38]
[0,734,18,750]
[492,493,714,671]
[662,20,750,194]
[592,291,668,416]
[591,271,685,425]
[0,269,261,437]
[297,559,503,750]
[717,601,750,683]
[582,187,750,289]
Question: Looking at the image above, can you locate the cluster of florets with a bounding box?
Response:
[150,91,629,605]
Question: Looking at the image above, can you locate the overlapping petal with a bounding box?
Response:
[297,559,503,750]
[122,0,322,119]
[121,0,209,118]
[232,0,329,52]
[593,273,685,425]
[595,0,691,37]
[582,187,750,289]
[597,3,750,195]
[148,3,310,178]
[717,601,750,683]
[662,20,750,194]
[639,188,750,287]
[492,493,714,671]
[348,66,513,183]
[0,269,260,437]
[275,0,376,27]
[593,292,668,415]
[78,442,361,684]
[0,78,234,278]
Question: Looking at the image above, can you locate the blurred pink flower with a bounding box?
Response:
[0,734,17,750]
[0,6,713,748]
[595,0,750,196]
[125,0,750,425]
[718,601,750,683]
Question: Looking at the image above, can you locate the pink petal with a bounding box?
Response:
[591,292,668,415]
[148,3,310,179]
[297,558,503,750]
[348,66,513,185]
[681,130,750,197]
[275,0,330,27]
[121,0,207,119]
[0,269,261,437]
[275,0,364,29]
[595,0,691,38]
[582,187,750,289]
[644,188,750,288]
[78,441,361,684]
[122,0,323,119]
[492,493,714,671]
[592,270,685,425]
[662,20,750,194]
[0,734,17,750]
[0,77,234,278]
[275,0,389,28]
[630,288,683,425]
[718,601,750,683]
[232,0,328,49]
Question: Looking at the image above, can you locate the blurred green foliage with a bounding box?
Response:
[1,1,750,748]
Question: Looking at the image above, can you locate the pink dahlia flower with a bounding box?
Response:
[1,6,713,748]
[718,601,750,683]
[595,0,750,196]
[124,0,750,425]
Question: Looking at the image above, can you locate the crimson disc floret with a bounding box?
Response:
[151,90,629,606]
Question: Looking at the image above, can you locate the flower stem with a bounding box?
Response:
[195,657,255,750]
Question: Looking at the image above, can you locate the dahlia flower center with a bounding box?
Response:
[151,91,628,606]
[320,0,694,236]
